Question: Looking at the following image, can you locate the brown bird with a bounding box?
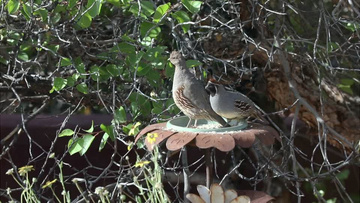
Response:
[169,51,228,127]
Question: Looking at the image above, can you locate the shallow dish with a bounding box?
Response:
[166,116,247,133]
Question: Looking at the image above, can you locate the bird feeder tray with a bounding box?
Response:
[135,116,279,152]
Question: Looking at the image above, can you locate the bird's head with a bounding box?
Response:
[205,79,221,96]
[169,50,184,67]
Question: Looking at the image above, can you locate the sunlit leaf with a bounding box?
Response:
[34,8,48,22]
[100,124,115,141]
[172,11,191,33]
[83,121,94,133]
[7,0,20,14]
[181,0,202,14]
[99,132,109,151]
[53,77,67,91]
[22,2,32,21]
[59,129,74,137]
[86,0,102,17]
[79,134,95,156]
[60,58,72,66]
[153,3,170,23]
[68,138,82,155]
[344,22,359,32]
[77,12,92,28]
[76,83,89,94]
[17,51,29,61]
[129,1,155,18]
[107,0,121,7]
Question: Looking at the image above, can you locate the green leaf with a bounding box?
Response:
[135,63,151,76]
[107,0,121,7]
[90,66,100,81]
[151,101,163,114]
[140,37,152,47]
[340,78,354,86]
[60,58,72,66]
[79,134,95,156]
[338,84,353,95]
[0,56,8,65]
[146,70,161,87]
[59,129,74,137]
[181,0,202,14]
[186,60,202,68]
[53,77,67,91]
[22,2,32,21]
[100,124,115,141]
[165,63,175,77]
[7,0,20,14]
[140,22,161,38]
[112,42,135,54]
[129,92,151,117]
[328,42,339,52]
[47,45,59,54]
[338,78,354,95]
[129,1,155,18]
[123,122,141,136]
[106,64,121,77]
[344,22,360,32]
[153,3,170,23]
[99,66,111,81]
[76,83,89,94]
[68,0,77,9]
[51,12,61,24]
[172,11,191,33]
[49,87,55,94]
[114,107,127,124]
[86,0,102,17]
[18,51,29,61]
[54,4,66,13]
[68,138,82,155]
[126,52,144,67]
[136,139,145,149]
[74,57,86,73]
[83,121,94,133]
[77,12,92,28]
[336,169,349,181]
[99,133,109,151]
[66,74,77,87]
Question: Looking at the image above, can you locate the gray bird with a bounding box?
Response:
[169,51,228,127]
[205,79,263,125]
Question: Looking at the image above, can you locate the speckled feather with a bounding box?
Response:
[169,51,227,126]
[205,81,257,120]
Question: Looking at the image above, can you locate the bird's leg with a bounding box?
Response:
[186,118,193,128]
[194,119,198,127]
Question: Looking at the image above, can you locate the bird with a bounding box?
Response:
[169,50,228,127]
[205,78,265,126]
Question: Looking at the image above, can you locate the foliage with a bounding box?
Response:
[1,0,359,202]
